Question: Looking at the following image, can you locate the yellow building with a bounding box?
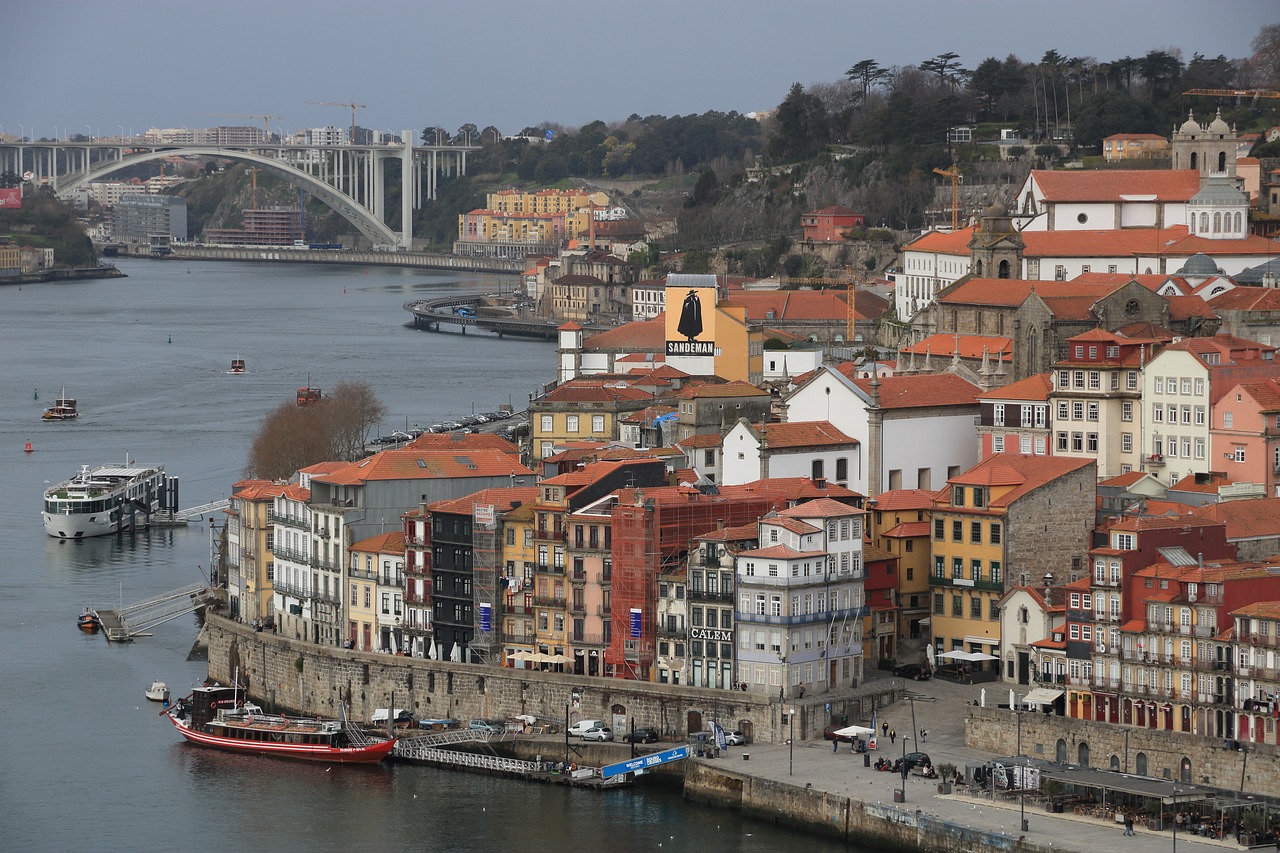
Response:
[664,274,763,384]
[487,188,609,215]
[1102,133,1170,162]
[500,501,538,663]
[227,480,301,627]
[529,376,657,463]
[867,489,936,646]
[928,455,1094,668]
[346,535,382,652]
[458,210,565,244]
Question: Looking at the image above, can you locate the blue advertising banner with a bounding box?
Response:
[629,607,642,639]
[601,745,690,779]
[478,603,491,633]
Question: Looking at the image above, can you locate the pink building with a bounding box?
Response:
[1212,378,1280,496]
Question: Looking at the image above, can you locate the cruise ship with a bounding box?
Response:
[42,461,175,539]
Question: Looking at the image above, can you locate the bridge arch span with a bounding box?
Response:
[58,147,400,247]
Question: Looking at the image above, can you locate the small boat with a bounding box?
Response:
[42,387,78,421]
[77,608,101,633]
[227,357,246,375]
[146,681,171,702]
[296,386,322,407]
[163,686,396,764]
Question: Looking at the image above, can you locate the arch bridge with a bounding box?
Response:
[0,132,479,249]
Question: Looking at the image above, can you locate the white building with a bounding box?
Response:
[720,420,859,488]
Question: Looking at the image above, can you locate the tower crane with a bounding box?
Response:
[204,113,283,140]
[306,101,366,144]
[932,165,962,231]
[1182,88,1280,108]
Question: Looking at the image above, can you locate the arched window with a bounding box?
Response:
[1056,738,1067,763]
[998,259,1011,279]
[1200,212,1208,233]
[1136,752,1148,775]
[1213,212,1221,233]
[1078,742,1090,766]
[1110,754,1120,771]
[1191,152,1198,171]
[975,260,984,277]
[1218,152,1227,172]
[1180,757,1192,783]
[1234,212,1243,233]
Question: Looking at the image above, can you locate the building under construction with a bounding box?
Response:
[204,206,303,246]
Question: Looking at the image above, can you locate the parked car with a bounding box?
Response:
[902,751,931,773]
[580,725,614,742]
[389,431,413,442]
[429,423,445,433]
[622,727,659,743]
[724,731,747,746]
[443,421,463,430]
[893,663,932,680]
[468,718,506,735]
[568,719,604,737]
[823,724,855,742]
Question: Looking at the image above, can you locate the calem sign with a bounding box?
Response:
[664,274,717,357]
[0,187,22,209]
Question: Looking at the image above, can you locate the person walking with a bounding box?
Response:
[882,721,889,737]
[920,727,928,743]
[833,737,839,754]
[889,728,896,745]
[1124,813,1135,836]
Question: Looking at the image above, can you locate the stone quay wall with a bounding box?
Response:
[205,616,897,743]
[685,762,1056,853]
[966,705,1280,797]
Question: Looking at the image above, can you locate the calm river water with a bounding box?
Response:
[0,259,860,852]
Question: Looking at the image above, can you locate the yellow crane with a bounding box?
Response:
[306,100,366,144]
[1183,88,1280,107]
[204,113,283,139]
[932,166,962,231]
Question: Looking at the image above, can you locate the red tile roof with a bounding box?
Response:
[976,373,1053,402]
[1195,498,1280,541]
[761,515,822,535]
[350,531,407,553]
[1209,287,1280,312]
[677,433,722,449]
[426,486,539,516]
[936,277,1120,308]
[763,421,859,449]
[737,543,821,560]
[946,454,1094,506]
[582,316,666,352]
[407,432,519,456]
[679,379,770,399]
[697,522,761,542]
[540,380,656,404]
[1030,169,1200,203]
[231,480,292,501]
[883,521,931,538]
[871,489,937,511]
[904,334,1012,361]
[779,497,866,518]
[851,373,981,409]
[726,290,853,322]
[903,227,976,255]
[1100,471,1149,488]
[315,449,534,485]
[1169,472,1233,494]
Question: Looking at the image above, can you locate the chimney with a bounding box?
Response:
[814,477,827,490]
[1197,552,1204,568]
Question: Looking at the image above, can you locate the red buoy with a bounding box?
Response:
[24,440,34,453]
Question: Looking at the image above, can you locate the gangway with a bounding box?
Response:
[399,728,496,747]
[155,498,231,525]
[94,582,212,642]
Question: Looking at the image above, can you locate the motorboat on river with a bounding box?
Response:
[146,681,171,703]
[163,686,396,764]
[42,387,78,420]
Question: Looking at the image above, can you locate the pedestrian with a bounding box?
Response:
[920,727,928,743]
[889,728,896,744]
[833,737,839,753]
[1124,813,1134,836]
[882,721,889,737]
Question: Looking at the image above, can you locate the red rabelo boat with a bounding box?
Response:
[163,686,395,764]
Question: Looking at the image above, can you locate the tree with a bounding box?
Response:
[767,83,829,161]
[1138,49,1182,103]
[688,169,720,208]
[243,381,386,480]
[845,59,890,102]
[920,52,968,91]
[1070,90,1158,150]
[421,126,448,146]
[0,171,21,188]
[1247,23,1280,88]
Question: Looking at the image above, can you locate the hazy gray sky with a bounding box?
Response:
[3,0,1275,140]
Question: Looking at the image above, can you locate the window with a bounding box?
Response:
[1088,371,1100,390]
[952,557,963,579]
[994,404,1005,426]
[592,415,604,433]
[952,595,963,617]
[989,522,1002,544]
[953,486,965,506]
[1087,433,1098,453]
[1122,433,1133,453]
[1224,412,1234,429]
[1153,405,1164,423]
[1056,432,1068,451]
[540,415,553,433]
[1122,401,1133,421]
[993,435,1005,453]
[1071,432,1084,452]
[1155,377,1164,393]
[1057,402,1069,420]
[970,521,982,544]
[933,556,945,578]
[1072,401,1084,420]
[1181,378,1192,396]
[971,597,983,619]
[952,520,963,541]
[1194,438,1205,459]
[566,415,579,433]
[990,561,1001,584]
[1087,402,1098,421]
[1180,406,1192,425]
[1126,371,1138,390]
[1235,446,1246,463]
[971,558,982,580]
[934,518,945,540]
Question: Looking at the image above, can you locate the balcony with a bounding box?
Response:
[348,565,377,581]
[535,528,567,542]
[687,588,733,602]
[1146,454,1165,467]
[405,535,429,548]
[930,577,1005,592]
[571,632,605,646]
[267,510,309,530]
[658,625,685,639]
[534,596,566,609]
[273,545,309,565]
[569,600,586,615]
[736,605,865,627]
[536,563,565,576]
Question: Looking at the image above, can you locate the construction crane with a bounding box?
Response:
[932,165,962,231]
[1182,88,1280,108]
[306,101,366,144]
[204,113,283,140]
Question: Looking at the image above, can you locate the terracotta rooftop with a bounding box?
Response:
[761,515,822,535]
[677,433,722,449]
[946,454,1094,507]
[1196,498,1280,542]
[976,373,1053,402]
[936,277,1121,308]
[1030,169,1200,203]
[736,543,823,561]
[1230,602,1280,621]
[851,373,981,409]
[315,449,534,485]
[540,380,656,404]
[904,334,1012,361]
[407,432,519,456]
[697,522,760,542]
[778,497,866,519]
[679,380,771,399]
[870,489,937,511]
[350,531,407,553]
[882,521,931,538]
[762,421,859,449]
[582,316,666,352]
[231,480,293,501]
[902,227,976,255]
[426,486,539,516]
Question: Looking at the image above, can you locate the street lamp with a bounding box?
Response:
[1172,786,1183,853]
[786,706,796,776]
[1017,710,1029,832]
[900,734,913,801]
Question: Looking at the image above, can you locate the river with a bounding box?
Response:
[0,259,860,852]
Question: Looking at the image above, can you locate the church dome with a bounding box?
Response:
[1208,110,1231,135]
[1178,111,1200,135]
[1190,176,1246,207]
[1178,253,1222,276]
[984,201,1006,218]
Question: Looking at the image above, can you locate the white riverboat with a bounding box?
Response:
[42,460,174,539]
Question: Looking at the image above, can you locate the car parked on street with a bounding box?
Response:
[902,751,931,773]
[893,663,932,680]
[468,719,506,735]
[567,719,604,737]
[580,725,614,742]
[724,731,747,745]
[622,727,659,743]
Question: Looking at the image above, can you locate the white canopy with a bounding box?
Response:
[939,650,998,662]
[833,724,876,738]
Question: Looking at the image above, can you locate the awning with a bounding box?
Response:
[1023,688,1064,705]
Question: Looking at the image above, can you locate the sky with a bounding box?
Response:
[3,0,1276,141]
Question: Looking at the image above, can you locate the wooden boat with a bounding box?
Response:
[77,608,101,633]
[42,387,78,420]
[227,357,246,374]
[296,386,321,407]
[146,681,170,703]
[163,686,395,764]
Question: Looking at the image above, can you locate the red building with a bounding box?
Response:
[801,205,866,244]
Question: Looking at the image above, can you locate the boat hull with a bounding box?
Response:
[166,714,395,764]
[42,464,169,539]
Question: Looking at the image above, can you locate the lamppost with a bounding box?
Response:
[900,734,913,801]
[1017,709,1029,832]
[1172,786,1183,853]
[786,706,796,776]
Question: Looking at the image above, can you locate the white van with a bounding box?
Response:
[568,719,604,737]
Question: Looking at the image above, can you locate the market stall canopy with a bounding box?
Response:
[1022,688,1065,706]
[833,724,877,738]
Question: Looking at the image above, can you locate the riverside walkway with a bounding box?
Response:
[699,672,1237,853]
[404,297,610,339]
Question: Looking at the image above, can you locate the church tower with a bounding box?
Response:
[968,201,1025,280]
[1170,109,1236,178]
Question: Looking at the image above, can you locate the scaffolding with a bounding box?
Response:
[471,503,500,666]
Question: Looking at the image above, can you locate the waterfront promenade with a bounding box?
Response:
[697,671,1238,853]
